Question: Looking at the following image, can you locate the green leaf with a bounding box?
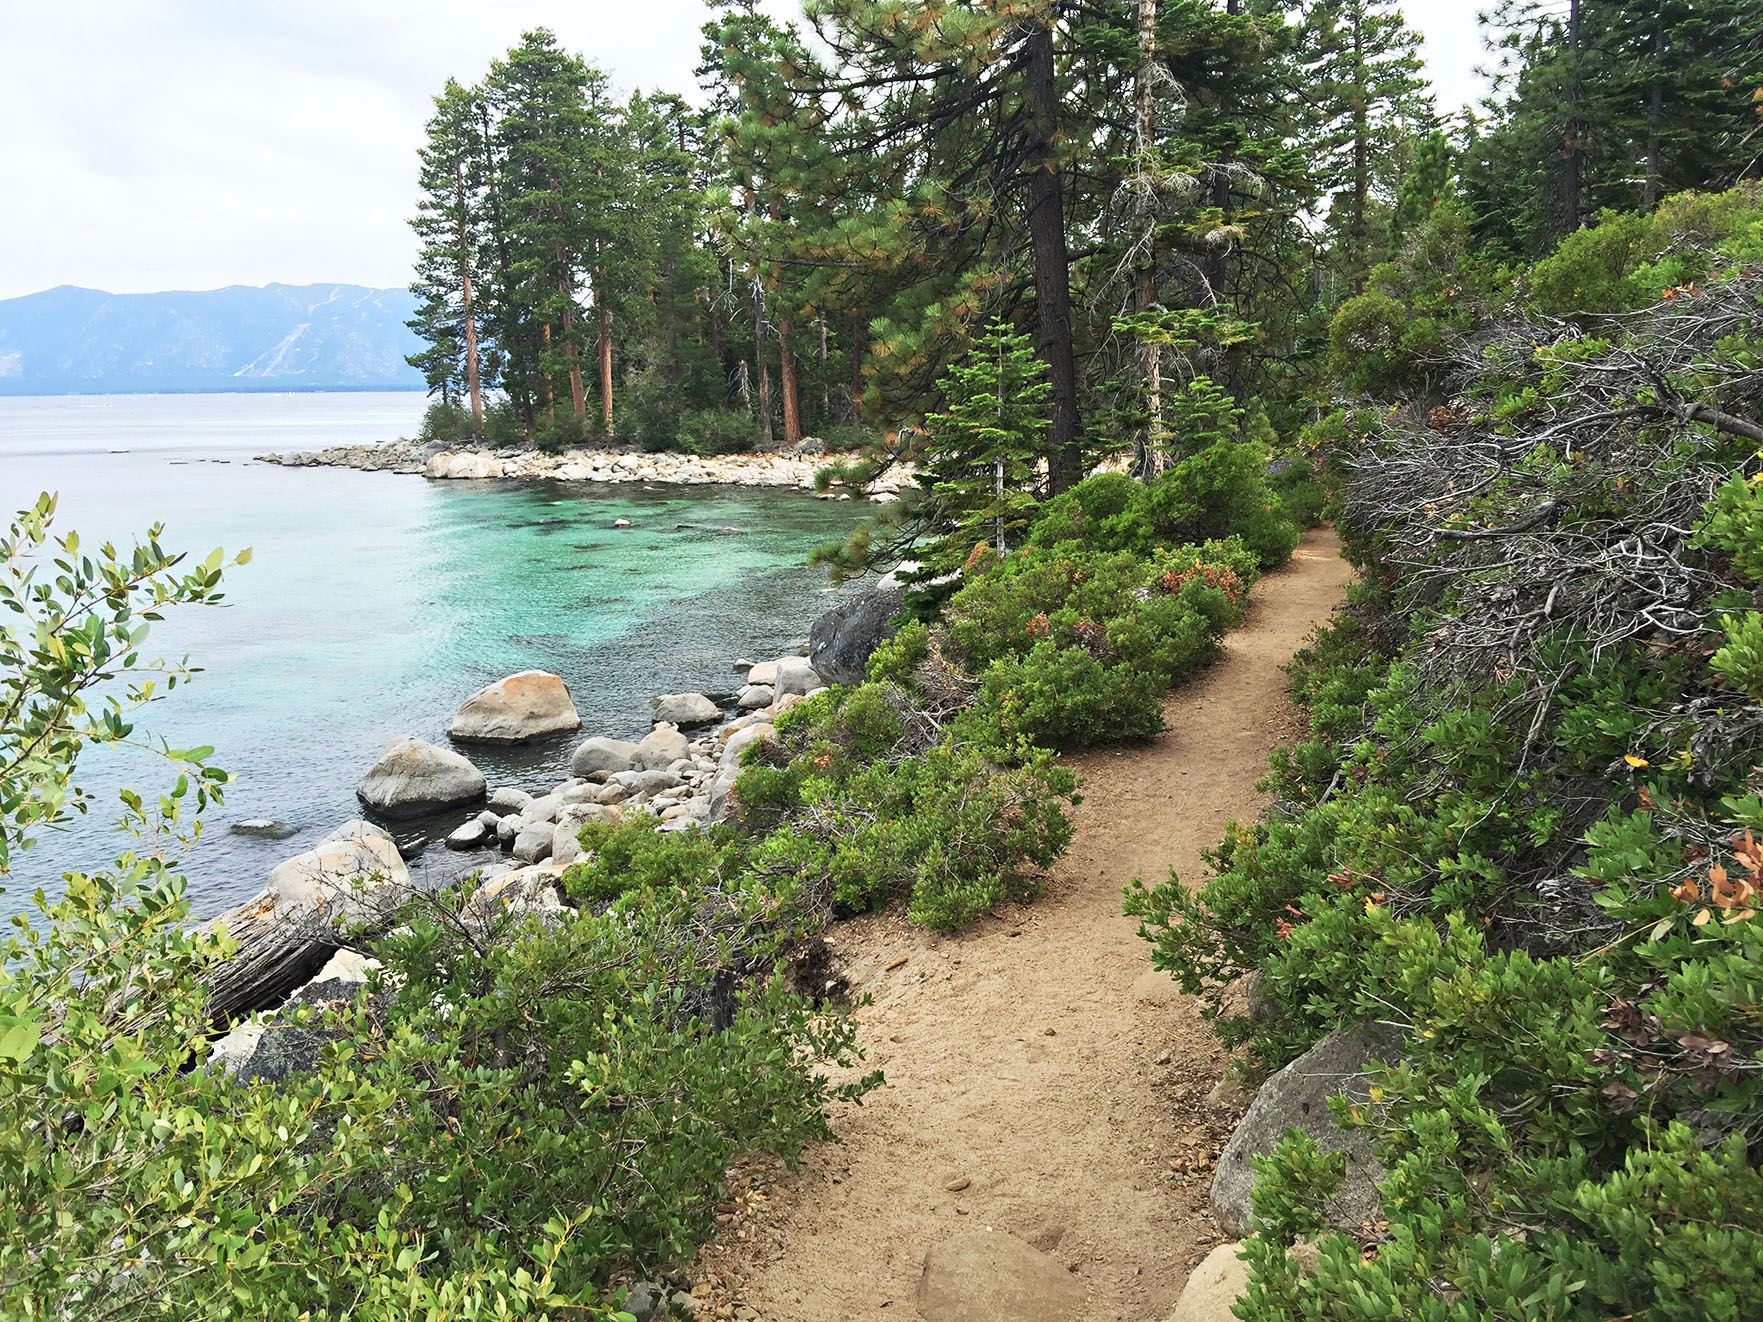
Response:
[0,1016,41,1062]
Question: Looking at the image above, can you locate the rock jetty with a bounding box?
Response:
[256,439,910,501]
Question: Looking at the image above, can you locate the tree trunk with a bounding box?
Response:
[555,247,587,424]
[819,313,830,418]
[1134,0,1165,479]
[540,322,555,426]
[1564,0,1583,234]
[850,316,865,421]
[598,303,614,434]
[1643,22,1664,211]
[1023,22,1083,495]
[1352,15,1369,295]
[454,159,484,428]
[478,101,532,441]
[752,277,775,448]
[202,907,341,1027]
[780,317,802,448]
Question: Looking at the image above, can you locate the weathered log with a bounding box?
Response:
[202,822,411,1025]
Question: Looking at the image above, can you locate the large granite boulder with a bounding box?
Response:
[915,1230,1085,1322]
[357,735,486,819]
[653,693,720,727]
[809,579,906,685]
[1212,1024,1402,1236]
[571,736,641,778]
[772,655,824,698]
[448,671,582,744]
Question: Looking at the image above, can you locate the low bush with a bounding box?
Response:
[676,406,759,456]
[1132,209,1763,1320]
[728,684,1079,931]
[416,398,483,445]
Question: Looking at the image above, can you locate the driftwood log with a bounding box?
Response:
[202,822,411,1025]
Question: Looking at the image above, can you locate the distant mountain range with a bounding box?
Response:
[0,283,427,395]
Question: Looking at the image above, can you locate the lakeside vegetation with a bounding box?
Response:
[6,0,1763,1318]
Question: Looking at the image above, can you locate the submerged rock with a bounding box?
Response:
[448,671,582,744]
[357,735,487,819]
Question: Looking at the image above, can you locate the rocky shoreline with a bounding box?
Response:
[203,573,907,1071]
[256,437,907,502]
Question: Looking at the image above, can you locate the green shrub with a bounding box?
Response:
[729,683,1079,930]
[1528,209,1660,314]
[416,399,483,445]
[1148,442,1301,569]
[1028,471,1155,555]
[979,641,1166,748]
[533,407,594,453]
[677,406,759,456]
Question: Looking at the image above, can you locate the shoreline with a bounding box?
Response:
[257,437,908,501]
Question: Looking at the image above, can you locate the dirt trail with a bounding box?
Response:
[691,527,1353,1322]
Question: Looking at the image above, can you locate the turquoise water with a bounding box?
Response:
[0,394,860,920]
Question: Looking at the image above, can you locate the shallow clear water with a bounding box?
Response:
[0,393,859,921]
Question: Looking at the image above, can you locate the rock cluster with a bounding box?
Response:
[444,658,830,868]
[259,439,912,502]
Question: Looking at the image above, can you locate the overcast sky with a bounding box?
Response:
[0,1,1489,302]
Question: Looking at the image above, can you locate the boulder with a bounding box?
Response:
[772,655,824,698]
[207,948,385,1083]
[746,659,778,687]
[571,736,641,778]
[522,792,565,825]
[634,723,690,771]
[231,819,296,839]
[737,684,774,710]
[551,803,621,866]
[612,768,683,796]
[447,818,490,850]
[448,671,582,744]
[496,814,522,847]
[915,1230,1085,1322]
[488,786,535,814]
[1166,1243,1248,1322]
[653,692,720,727]
[357,735,486,819]
[809,579,905,685]
[512,819,556,864]
[1212,1024,1402,1236]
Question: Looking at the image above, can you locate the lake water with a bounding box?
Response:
[0,393,860,921]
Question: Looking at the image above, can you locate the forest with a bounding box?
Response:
[4,1,1763,1319]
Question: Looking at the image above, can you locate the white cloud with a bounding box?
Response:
[0,0,1490,302]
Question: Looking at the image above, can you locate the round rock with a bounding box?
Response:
[653,692,720,727]
[448,671,582,744]
[357,735,487,820]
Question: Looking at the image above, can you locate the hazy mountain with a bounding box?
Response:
[0,283,426,395]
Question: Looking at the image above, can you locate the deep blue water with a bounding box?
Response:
[0,393,858,920]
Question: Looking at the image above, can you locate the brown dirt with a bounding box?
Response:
[687,527,1353,1322]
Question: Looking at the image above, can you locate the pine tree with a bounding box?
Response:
[917,320,1052,575]
[1299,0,1430,293]
[408,80,488,426]
[1466,0,1762,257]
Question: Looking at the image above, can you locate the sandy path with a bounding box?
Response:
[689,527,1352,1322]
